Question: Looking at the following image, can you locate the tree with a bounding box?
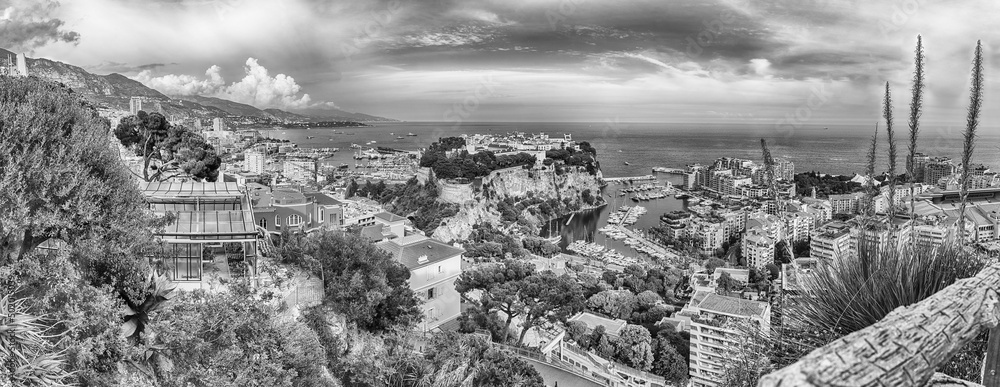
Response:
[425,332,544,387]
[114,112,221,182]
[455,260,536,343]
[294,230,422,332]
[615,324,654,371]
[717,272,738,295]
[149,285,329,387]
[346,179,359,198]
[516,272,586,345]
[587,290,638,320]
[652,340,688,384]
[704,257,726,274]
[0,77,152,265]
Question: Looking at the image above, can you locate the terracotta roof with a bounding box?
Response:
[375,237,463,270]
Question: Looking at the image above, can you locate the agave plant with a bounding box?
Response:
[0,292,74,387]
[120,268,177,342]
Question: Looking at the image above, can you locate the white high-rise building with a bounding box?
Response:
[682,292,771,387]
[213,117,225,132]
[245,149,266,174]
[742,229,775,269]
[129,97,143,116]
[15,53,27,76]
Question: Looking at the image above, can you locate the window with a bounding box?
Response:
[438,265,442,273]
[426,287,435,300]
[287,214,303,226]
[275,215,280,226]
[259,218,267,228]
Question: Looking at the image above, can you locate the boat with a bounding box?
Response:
[396,136,405,139]
[674,193,690,199]
[338,164,349,170]
[306,136,315,139]
[407,133,417,136]
[624,161,630,165]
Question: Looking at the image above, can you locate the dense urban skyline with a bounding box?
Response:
[8,0,1000,127]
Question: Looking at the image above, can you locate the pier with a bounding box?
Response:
[603,175,657,184]
[611,224,681,263]
[652,167,686,174]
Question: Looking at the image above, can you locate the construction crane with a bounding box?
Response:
[761,138,795,261]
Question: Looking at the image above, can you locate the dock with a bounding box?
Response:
[611,224,681,263]
[604,175,657,184]
[652,167,686,175]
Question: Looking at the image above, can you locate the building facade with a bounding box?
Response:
[680,292,771,387]
[374,225,464,333]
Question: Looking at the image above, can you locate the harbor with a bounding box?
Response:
[541,173,690,268]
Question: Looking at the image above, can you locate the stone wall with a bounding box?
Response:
[438,180,475,204]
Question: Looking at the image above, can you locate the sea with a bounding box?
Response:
[259,121,1000,259]
[259,121,1000,178]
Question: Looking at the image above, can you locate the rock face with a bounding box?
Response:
[432,166,603,242]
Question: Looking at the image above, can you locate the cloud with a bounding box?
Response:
[0,0,79,52]
[88,61,172,74]
[135,58,330,110]
[136,65,225,96]
[749,58,772,77]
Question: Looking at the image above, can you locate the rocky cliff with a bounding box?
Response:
[432,166,603,242]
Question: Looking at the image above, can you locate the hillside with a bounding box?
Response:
[263,108,310,122]
[291,107,398,122]
[1,48,396,123]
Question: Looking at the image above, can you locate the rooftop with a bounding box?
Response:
[697,293,768,318]
[141,181,243,199]
[375,236,464,270]
[375,212,407,223]
[567,312,628,336]
[158,210,258,241]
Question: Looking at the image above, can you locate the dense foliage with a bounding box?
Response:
[355,177,460,235]
[463,223,526,260]
[278,229,422,332]
[544,143,599,175]
[114,111,222,182]
[793,172,863,197]
[455,260,586,345]
[419,137,537,180]
[149,285,331,387]
[0,76,153,265]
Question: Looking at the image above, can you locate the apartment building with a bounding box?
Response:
[810,221,852,262]
[680,292,771,387]
[742,229,776,269]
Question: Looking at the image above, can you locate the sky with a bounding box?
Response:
[5,0,1000,128]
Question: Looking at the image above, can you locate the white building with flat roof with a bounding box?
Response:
[245,149,266,175]
[679,291,771,387]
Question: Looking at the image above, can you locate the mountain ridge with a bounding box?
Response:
[0,48,396,123]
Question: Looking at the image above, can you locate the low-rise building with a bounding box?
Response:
[250,185,344,234]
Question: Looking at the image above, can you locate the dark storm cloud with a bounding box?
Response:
[0,0,79,51]
[87,61,174,74]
